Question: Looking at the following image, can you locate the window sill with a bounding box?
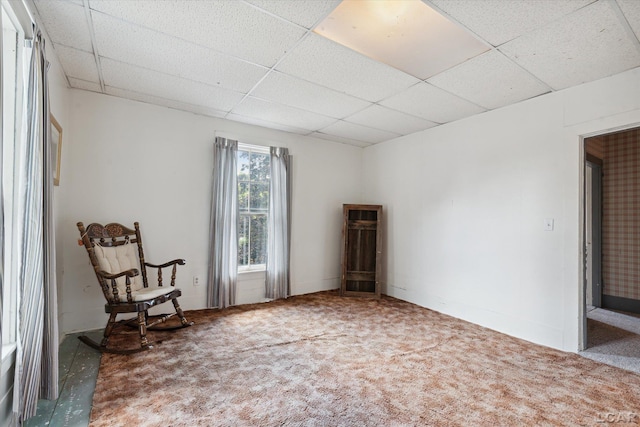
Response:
[1,342,17,374]
[238,268,266,278]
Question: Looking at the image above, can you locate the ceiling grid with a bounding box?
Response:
[29,0,640,146]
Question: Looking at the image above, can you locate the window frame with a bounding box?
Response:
[237,143,270,273]
[1,0,28,353]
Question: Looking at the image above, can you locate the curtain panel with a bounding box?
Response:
[14,29,59,423]
[265,147,291,300]
[207,137,238,309]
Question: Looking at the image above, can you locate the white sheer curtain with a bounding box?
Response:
[207,137,238,309]
[265,147,291,300]
[14,29,59,422]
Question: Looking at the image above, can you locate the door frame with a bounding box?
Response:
[585,157,603,309]
[579,124,640,351]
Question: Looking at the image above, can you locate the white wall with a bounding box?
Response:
[363,67,640,352]
[58,91,362,333]
[48,42,72,341]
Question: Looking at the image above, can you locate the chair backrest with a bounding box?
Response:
[78,222,149,303]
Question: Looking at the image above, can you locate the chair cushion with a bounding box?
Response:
[118,286,178,303]
[93,243,144,296]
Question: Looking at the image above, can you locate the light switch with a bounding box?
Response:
[544,218,554,231]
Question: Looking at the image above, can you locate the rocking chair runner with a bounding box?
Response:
[77,221,193,354]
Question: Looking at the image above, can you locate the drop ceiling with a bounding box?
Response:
[30,0,640,147]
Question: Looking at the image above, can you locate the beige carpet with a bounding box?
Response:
[90,291,640,426]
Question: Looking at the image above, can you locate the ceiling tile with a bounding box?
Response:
[91,11,268,93]
[53,45,100,83]
[617,0,640,40]
[33,0,93,51]
[68,78,102,93]
[226,113,311,135]
[380,82,486,124]
[319,120,400,145]
[427,50,551,110]
[88,0,305,67]
[307,131,371,147]
[105,86,228,119]
[276,33,420,102]
[244,0,341,29]
[499,1,640,90]
[100,58,244,112]
[250,71,371,119]
[231,97,337,131]
[431,0,595,46]
[344,105,437,135]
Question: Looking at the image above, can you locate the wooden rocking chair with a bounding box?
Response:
[77,221,193,354]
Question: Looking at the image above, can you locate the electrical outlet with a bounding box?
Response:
[193,276,201,286]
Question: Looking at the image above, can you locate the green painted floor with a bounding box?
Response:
[25,330,102,427]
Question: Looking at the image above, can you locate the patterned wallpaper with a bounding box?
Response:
[601,128,640,301]
[585,137,604,160]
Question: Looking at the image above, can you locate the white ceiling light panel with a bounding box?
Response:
[314,0,489,79]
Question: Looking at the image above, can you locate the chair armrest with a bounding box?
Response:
[97,268,139,303]
[144,259,186,269]
[144,259,185,287]
[97,268,139,280]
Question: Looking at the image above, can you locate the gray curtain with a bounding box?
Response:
[15,29,59,422]
[207,137,238,308]
[265,147,291,300]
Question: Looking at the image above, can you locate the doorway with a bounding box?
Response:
[581,128,640,373]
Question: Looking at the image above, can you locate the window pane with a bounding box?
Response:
[238,182,249,213]
[238,215,249,266]
[236,147,270,269]
[2,5,20,345]
[238,150,250,181]
[250,183,269,212]
[250,152,270,181]
[250,215,267,265]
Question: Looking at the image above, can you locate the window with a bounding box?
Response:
[237,144,270,271]
[1,0,27,349]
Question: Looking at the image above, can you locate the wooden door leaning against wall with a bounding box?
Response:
[340,204,382,298]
